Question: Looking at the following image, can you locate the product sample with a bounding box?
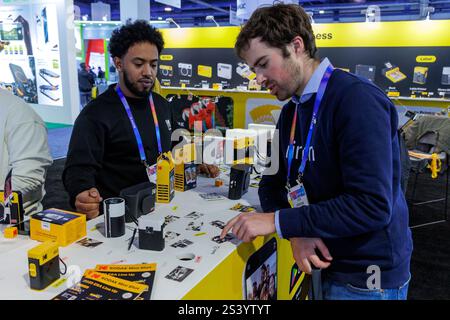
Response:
[28,241,60,290]
[442,67,450,85]
[382,62,407,83]
[355,64,376,82]
[413,66,428,85]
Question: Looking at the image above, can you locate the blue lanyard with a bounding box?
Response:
[116,86,162,167]
[286,65,334,186]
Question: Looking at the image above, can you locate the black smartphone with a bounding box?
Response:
[243,237,277,300]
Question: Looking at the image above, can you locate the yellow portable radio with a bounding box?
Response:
[28,241,60,290]
[156,151,175,203]
[174,143,197,192]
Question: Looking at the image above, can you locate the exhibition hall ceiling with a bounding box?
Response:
[74,0,450,26]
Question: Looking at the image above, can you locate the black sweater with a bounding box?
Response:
[63,85,175,207]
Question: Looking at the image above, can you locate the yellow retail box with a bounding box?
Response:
[30,208,86,247]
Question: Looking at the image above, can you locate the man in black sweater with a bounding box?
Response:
[63,21,218,220]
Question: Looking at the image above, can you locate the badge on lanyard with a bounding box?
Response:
[146,163,157,184]
[116,86,163,185]
[285,65,334,209]
[287,182,309,208]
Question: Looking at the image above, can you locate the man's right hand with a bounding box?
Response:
[75,188,103,220]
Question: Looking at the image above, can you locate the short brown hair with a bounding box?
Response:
[235,4,318,60]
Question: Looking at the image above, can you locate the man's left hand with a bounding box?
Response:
[198,164,220,178]
[221,212,275,243]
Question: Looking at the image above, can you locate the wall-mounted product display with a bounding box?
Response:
[0,3,63,106]
[160,21,450,100]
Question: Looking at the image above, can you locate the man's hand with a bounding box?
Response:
[75,188,103,220]
[290,237,332,274]
[220,212,275,243]
[198,164,220,178]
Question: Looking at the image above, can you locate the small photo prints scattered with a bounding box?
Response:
[199,192,226,201]
[171,239,194,248]
[76,237,103,248]
[165,266,194,282]
[230,203,257,213]
[184,211,204,220]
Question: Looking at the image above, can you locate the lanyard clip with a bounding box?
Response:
[285,181,291,192]
[297,173,303,185]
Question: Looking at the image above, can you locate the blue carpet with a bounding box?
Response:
[47,126,73,160]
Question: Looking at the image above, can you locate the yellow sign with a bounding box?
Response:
[160,55,173,61]
[416,55,437,63]
[161,21,450,49]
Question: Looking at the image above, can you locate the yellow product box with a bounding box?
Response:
[198,65,212,78]
[30,208,86,247]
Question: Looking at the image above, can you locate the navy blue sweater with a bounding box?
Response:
[259,69,413,289]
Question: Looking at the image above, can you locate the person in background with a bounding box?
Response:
[77,62,95,108]
[0,88,53,215]
[221,3,412,300]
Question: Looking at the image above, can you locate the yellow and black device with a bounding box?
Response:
[233,136,255,165]
[413,66,428,85]
[156,151,175,203]
[28,241,60,291]
[382,62,407,83]
[174,143,197,192]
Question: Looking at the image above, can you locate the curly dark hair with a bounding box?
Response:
[235,4,318,60]
[108,20,164,58]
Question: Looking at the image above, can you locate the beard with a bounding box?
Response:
[123,69,153,98]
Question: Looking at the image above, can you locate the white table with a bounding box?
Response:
[0,171,270,300]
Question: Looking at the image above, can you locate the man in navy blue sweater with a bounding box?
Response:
[221,4,412,300]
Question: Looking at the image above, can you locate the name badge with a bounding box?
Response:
[287,183,309,208]
[146,163,157,184]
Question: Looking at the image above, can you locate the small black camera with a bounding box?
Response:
[228,164,252,200]
[119,181,156,223]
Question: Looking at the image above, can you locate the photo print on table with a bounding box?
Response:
[212,233,236,244]
[76,237,103,248]
[210,220,225,229]
[230,203,257,213]
[165,215,180,224]
[186,221,203,232]
[171,239,194,248]
[164,231,180,241]
[165,266,194,282]
[184,211,204,220]
[199,192,226,201]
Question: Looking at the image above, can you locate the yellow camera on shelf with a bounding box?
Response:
[28,241,60,290]
[156,151,175,203]
[174,143,197,192]
[233,136,255,165]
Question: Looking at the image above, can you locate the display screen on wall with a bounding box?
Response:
[0,3,63,106]
[160,21,450,100]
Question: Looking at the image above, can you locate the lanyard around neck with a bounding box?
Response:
[116,85,163,166]
[286,65,334,186]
